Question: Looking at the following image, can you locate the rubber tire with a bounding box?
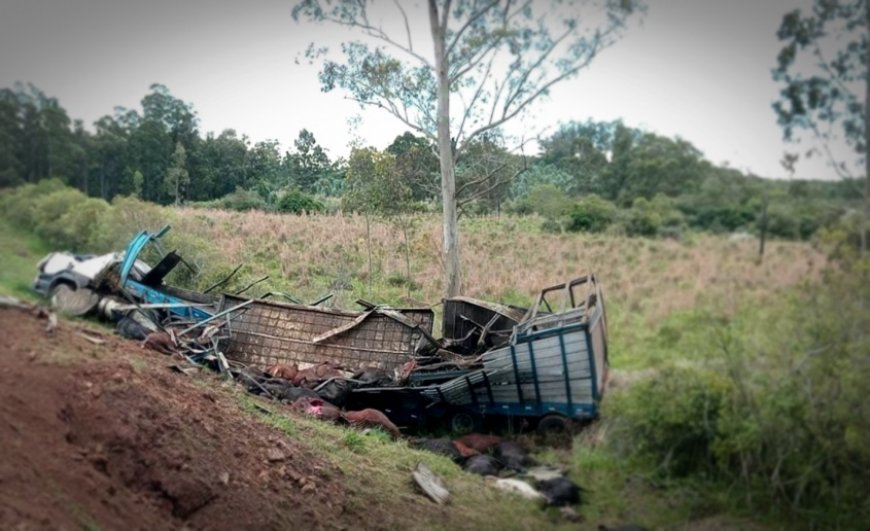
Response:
[49,283,99,316]
[536,414,570,436]
[446,410,480,436]
[48,283,74,308]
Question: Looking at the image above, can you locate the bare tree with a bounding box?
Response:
[293,0,642,295]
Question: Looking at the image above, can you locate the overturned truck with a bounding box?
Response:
[213,275,608,435]
[34,225,608,435]
[425,276,608,433]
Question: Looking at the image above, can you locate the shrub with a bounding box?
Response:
[764,204,800,239]
[220,188,268,212]
[566,194,617,233]
[89,195,171,252]
[610,366,730,477]
[608,254,870,525]
[622,195,685,237]
[276,189,325,214]
[0,178,70,228]
[56,197,111,251]
[527,184,572,219]
[505,197,534,215]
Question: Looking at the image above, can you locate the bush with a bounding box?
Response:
[276,189,325,214]
[527,184,572,219]
[220,188,268,212]
[56,197,111,251]
[505,197,534,215]
[609,254,870,525]
[566,194,617,233]
[88,195,170,253]
[610,366,730,477]
[0,178,70,228]
[764,204,800,239]
[622,195,685,237]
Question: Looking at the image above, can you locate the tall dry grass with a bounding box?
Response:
[172,208,826,325]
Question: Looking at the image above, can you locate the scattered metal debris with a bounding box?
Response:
[30,226,609,447]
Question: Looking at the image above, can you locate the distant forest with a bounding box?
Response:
[0,82,860,240]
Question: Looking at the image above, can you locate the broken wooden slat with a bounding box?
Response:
[412,462,449,505]
[0,296,29,309]
[75,331,106,345]
[311,309,374,344]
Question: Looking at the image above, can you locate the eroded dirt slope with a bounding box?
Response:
[0,307,351,530]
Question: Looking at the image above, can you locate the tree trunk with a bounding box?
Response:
[365,213,373,296]
[759,196,768,260]
[429,0,461,297]
[402,217,412,300]
[863,0,869,254]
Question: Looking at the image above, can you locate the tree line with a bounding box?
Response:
[0,82,857,240]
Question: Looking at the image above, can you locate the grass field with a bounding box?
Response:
[0,218,50,301]
[1,202,835,528]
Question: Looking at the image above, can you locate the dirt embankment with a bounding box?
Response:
[0,307,352,530]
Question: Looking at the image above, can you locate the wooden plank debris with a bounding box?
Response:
[412,462,450,505]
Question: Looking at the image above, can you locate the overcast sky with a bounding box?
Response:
[0,0,856,180]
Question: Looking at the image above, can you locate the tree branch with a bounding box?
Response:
[392,0,415,54]
[447,1,531,84]
[344,95,436,142]
[446,0,501,56]
[455,50,497,144]
[809,122,855,179]
[455,160,509,197]
[457,160,528,207]
[441,0,452,35]
[461,38,604,150]
[322,5,433,68]
[500,26,575,114]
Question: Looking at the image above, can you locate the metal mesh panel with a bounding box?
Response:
[218,295,433,371]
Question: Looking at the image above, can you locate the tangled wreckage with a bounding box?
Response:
[34,225,609,436]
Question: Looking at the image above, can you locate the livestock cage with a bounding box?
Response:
[217,294,434,372]
[422,275,608,423]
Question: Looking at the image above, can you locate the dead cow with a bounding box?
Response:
[495,441,537,471]
[266,363,299,382]
[142,331,177,355]
[413,438,463,462]
[291,397,342,422]
[456,433,502,454]
[536,477,584,507]
[464,455,501,476]
[452,440,480,459]
[342,409,401,438]
[292,361,346,387]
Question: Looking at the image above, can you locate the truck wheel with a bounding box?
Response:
[536,414,570,436]
[446,410,480,435]
[50,284,99,316]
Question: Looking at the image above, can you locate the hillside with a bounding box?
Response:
[3,304,598,530]
[3,189,859,529]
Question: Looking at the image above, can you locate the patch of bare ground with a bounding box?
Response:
[0,307,352,530]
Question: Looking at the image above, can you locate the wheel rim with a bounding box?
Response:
[450,412,475,434]
[51,285,99,316]
[538,415,568,435]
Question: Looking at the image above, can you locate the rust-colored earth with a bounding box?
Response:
[0,307,351,530]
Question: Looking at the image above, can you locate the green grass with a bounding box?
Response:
[234,392,583,530]
[4,189,831,528]
[0,218,49,300]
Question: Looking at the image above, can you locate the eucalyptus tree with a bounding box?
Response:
[165,142,190,206]
[773,0,868,250]
[293,0,641,296]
